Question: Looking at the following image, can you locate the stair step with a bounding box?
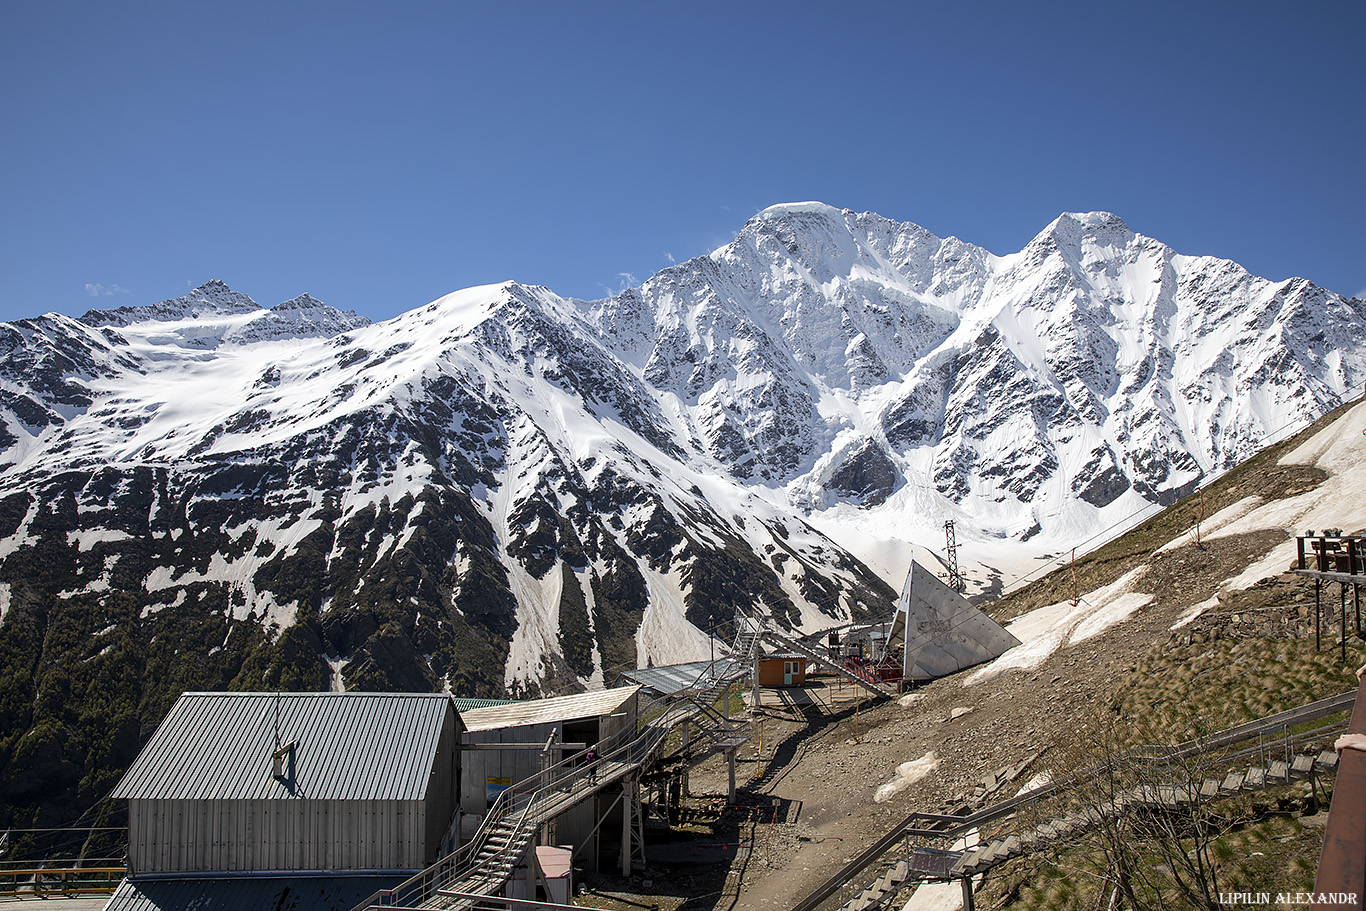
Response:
[1317,750,1339,771]
[1269,760,1290,782]
[847,890,874,911]
[1244,766,1267,789]
[1220,771,1247,793]
[1291,754,1315,777]
[983,838,1009,864]
[961,843,992,869]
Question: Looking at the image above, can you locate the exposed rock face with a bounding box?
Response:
[0,208,1363,832]
[591,204,1365,539]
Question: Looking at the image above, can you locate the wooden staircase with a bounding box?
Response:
[792,691,1357,911]
[949,748,1342,879]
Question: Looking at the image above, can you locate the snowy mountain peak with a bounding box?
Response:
[272,292,326,311]
[752,201,850,222]
[0,203,1362,714]
[1033,211,1137,252]
[80,279,262,327]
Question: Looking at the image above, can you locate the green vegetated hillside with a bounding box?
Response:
[978,397,1365,909]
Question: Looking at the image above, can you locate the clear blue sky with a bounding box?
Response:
[2,1,1362,324]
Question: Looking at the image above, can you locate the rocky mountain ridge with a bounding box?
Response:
[0,204,1362,831]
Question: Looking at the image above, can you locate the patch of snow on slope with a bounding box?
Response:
[254,590,296,635]
[67,529,133,551]
[636,565,712,667]
[0,499,39,560]
[504,558,565,692]
[873,751,940,803]
[1173,595,1221,630]
[965,567,1150,684]
[327,655,346,693]
[1157,495,1263,553]
[1211,398,1366,593]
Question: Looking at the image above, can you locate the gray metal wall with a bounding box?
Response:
[425,710,459,861]
[460,722,562,816]
[126,798,427,874]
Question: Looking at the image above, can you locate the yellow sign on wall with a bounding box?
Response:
[486,776,511,807]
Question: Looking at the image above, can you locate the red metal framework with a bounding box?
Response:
[844,655,903,686]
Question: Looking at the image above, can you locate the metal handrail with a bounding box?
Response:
[794,691,1357,911]
[354,650,755,910]
[0,865,126,897]
[904,690,1356,838]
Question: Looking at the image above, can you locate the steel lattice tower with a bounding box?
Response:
[944,520,964,593]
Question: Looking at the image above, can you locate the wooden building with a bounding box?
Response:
[105,691,462,911]
[756,654,807,686]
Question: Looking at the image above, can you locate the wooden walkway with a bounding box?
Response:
[794,690,1357,911]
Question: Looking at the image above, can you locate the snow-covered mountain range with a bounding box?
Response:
[1,205,1364,718]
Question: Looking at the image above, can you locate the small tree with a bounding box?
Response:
[1047,710,1232,910]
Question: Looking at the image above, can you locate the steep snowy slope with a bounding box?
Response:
[585,204,1366,569]
[0,279,893,707]
[1,204,1363,830]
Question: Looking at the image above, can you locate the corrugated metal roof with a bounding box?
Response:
[618,659,739,696]
[104,872,408,911]
[459,685,640,732]
[111,692,455,801]
[451,696,519,712]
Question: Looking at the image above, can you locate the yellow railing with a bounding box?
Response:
[0,866,125,896]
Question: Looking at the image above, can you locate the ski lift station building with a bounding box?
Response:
[105,687,642,908]
[111,691,462,877]
[457,685,641,869]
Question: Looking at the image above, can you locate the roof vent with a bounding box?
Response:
[272,740,296,781]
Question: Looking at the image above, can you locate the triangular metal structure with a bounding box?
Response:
[887,561,1020,681]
